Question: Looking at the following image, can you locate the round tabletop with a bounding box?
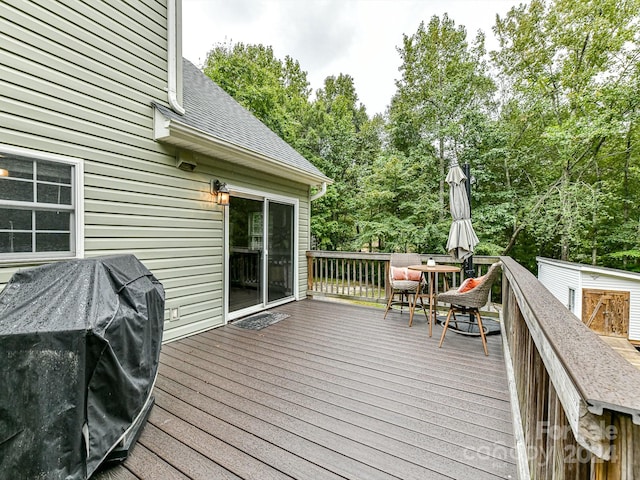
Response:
[407,264,460,273]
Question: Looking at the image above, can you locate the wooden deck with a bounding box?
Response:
[96,299,517,480]
[599,335,640,371]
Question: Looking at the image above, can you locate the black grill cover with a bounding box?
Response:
[0,255,164,479]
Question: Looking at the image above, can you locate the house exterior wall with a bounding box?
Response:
[156,153,312,341]
[0,0,312,342]
[537,258,640,342]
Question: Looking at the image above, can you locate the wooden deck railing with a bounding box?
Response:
[500,256,640,479]
[305,250,500,306]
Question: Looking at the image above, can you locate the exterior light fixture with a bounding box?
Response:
[211,179,230,206]
[0,168,8,177]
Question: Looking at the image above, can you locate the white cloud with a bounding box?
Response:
[182,0,518,116]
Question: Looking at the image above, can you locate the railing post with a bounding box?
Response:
[307,253,313,293]
[384,260,390,302]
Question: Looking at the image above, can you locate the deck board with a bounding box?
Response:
[138,420,242,480]
[122,443,190,480]
[185,330,513,436]
[599,335,640,371]
[96,299,517,480]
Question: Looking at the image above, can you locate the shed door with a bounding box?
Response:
[581,288,629,338]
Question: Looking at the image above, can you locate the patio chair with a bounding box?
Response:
[384,253,426,326]
[437,261,502,356]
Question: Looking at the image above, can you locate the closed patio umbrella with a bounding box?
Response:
[445,163,479,262]
[444,163,500,336]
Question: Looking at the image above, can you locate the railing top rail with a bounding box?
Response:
[501,256,640,424]
[307,251,391,261]
[307,251,499,265]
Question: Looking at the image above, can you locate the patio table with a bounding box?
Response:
[408,264,461,337]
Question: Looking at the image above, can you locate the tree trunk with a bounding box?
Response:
[438,136,445,221]
[559,161,571,262]
[503,225,524,255]
[622,122,632,267]
[504,156,511,190]
[561,240,569,261]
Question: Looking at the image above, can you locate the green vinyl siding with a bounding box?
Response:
[0,0,224,340]
[0,0,312,342]
[3,1,166,91]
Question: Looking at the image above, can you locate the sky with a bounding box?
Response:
[182,0,519,117]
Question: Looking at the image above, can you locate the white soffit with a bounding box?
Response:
[154,108,332,187]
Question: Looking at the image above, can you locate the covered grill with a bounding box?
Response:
[0,255,164,479]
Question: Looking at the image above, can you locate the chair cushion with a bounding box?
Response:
[391,280,421,291]
[458,276,483,293]
[391,267,422,281]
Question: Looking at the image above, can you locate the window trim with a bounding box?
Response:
[568,287,576,313]
[0,145,84,264]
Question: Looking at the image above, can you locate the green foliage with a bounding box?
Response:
[389,14,496,222]
[354,150,446,252]
[202,0,640,272]
[489,0,640,266]
[305,74,380,250]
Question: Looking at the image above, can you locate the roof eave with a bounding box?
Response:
[153,108,333,187]
[537,256,640,281]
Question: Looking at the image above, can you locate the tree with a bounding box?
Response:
[203,42,382,251]
[356,148,447,253]
[391,15,495,214]
[308,74,380,250]
[385,14,495,253]
[203,42,311,145]
[492,0,640,264]
[199,7,640,271]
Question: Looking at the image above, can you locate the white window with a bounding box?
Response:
[0,146,83,262]
[568,287,576,313]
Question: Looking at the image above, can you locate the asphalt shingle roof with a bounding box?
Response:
[154,59,328,180]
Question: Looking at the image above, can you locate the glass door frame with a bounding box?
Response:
[224,186,299,323]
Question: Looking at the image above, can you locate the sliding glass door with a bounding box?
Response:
[267,201,294,303]
[228,197,264,313]
[228,195,295,317]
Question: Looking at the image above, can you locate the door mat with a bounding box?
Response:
[232,312,290,330]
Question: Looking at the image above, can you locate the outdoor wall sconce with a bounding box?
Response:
[0,168,8,177]
[211,179,230,206]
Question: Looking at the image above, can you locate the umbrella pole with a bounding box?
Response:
[462,163,475,277]
[463,163,476,331]
[464,256,474,278]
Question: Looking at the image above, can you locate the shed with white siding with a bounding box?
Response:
[537,257,640,342]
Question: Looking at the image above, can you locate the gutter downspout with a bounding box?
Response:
[310,182,327,201]
[167,0,185,115]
